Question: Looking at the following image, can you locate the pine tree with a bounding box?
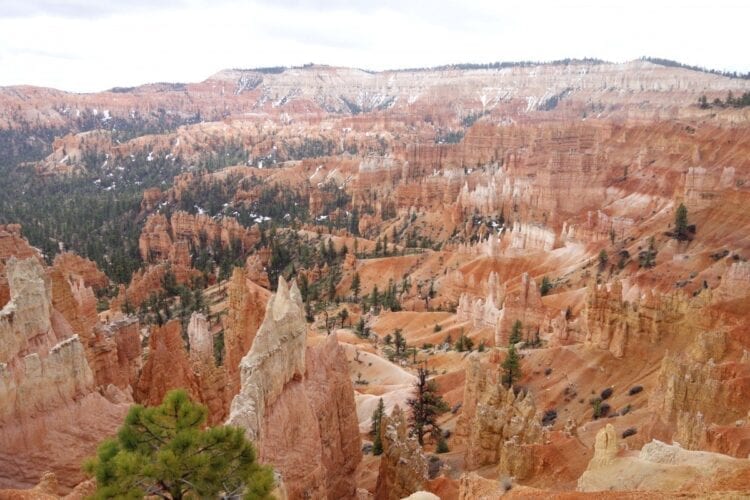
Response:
[674,203,689,240]
[338,308,349,327]
[351,272,361,299]
[407,366,449,446]
[394,328,407,357]
[502,343,521,389]
[370,285,379,309]
[371,398,385,456]
[540,276,552,296]
[598,249,609,271]
[509,319,522,345]
[84,390,274,499]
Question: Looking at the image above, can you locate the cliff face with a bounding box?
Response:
[228,277,361,499]
[374,406,429,500]
[0,257,129,491]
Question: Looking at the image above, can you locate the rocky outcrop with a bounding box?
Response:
[0,225,40,308]
[0,471,96,499]
[227,276,306,437]
[110,263,167,311]
[374,406,429,500]
[496,273,545,346]
[139,211,261,265]
[91,316,143,390]
[245,253,270,288]
[454,356,542,478]
[457,473,504,500]
[228,277,361,499]
[648,330,750,456]
[224,266,271,397]
[52,252,109,291]
[138,213,174,262]
[0,257,129,490]
[186,312,231,424]
[134,319,199,406]
[577,425,750,493]
[583,279,691,358]
[50,264,142,390]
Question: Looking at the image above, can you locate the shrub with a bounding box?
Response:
[436,436,449,453]
[628,385,643,396]
[600,387,613,400]
[622,427,637,439]
[599,403,611,418]
[541,409,558,427]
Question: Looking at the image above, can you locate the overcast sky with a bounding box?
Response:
[0,0,748,93]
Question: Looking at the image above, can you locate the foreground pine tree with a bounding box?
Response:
[84,389,275,499]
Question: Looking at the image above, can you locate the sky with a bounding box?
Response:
[0,0,748,93]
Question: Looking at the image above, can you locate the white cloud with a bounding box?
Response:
[0,0,747,92]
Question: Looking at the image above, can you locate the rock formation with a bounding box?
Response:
[139,210,261,265]
[648,330,750,457]
[496,273,545,346]
[374,406,429,500]
[578,424,750,493]
[0,257,129,491]
[224,266,271,397]
[228,277,361,499]
[454,356,542,479]
[0,225,41,308]
[583,278,691,358]
[52,252,109,291]
[134,319,199,406]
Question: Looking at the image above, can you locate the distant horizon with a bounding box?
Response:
[2,1,749,93]
[3,56,749,95]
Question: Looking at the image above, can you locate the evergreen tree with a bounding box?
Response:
[509,319,522,345]
[674,203,689,240]
[598,249,609,270]
[540,276,552,296]
[370,398,385,456]
[639,236,658,268]
[351,272,361,299]
[407,366,449,446]
[394,328,407,357]
[370,285,380,309]
[84,390,274,500]
[502,343,521,389]
[338,308,349,327]
[436,436,449,453]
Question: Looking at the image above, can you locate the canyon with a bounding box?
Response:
[1,59,750,498]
